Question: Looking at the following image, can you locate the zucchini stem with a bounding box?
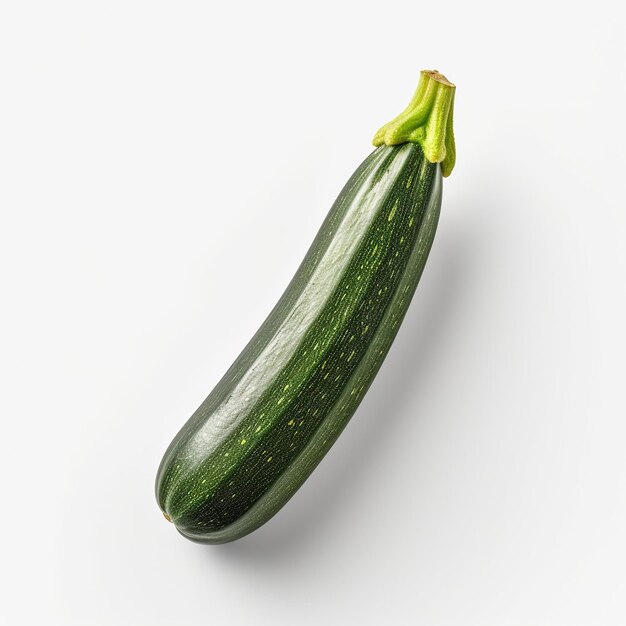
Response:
[373,70,456,176]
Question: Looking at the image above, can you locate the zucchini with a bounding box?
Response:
[156,70,456,543]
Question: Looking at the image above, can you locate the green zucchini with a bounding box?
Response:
[156,70,456,543]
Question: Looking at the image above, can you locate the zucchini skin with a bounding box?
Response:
[156,142,442,543]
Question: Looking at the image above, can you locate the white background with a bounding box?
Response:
[1,1,625,624]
